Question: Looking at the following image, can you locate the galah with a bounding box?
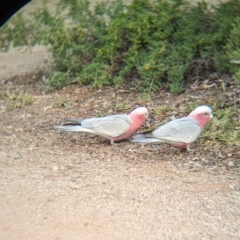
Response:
[131,105,213,151]
[54,107,148,144]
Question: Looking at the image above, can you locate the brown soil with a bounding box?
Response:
[1,51,240,239]
[1,0,240,239]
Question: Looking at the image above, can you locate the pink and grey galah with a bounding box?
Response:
[131,105,213,151]
[54,107,148,144]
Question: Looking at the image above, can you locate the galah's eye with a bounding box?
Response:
[203,112,209,116]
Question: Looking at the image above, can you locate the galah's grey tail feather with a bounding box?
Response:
[131,134,163,143]
[131,137,162,143]
[132,133,154,139]
[54,125,93,133]
[132,134,144,139]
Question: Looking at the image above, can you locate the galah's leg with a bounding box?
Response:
[186,144,194,152]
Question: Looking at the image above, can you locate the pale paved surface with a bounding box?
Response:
[0,46,50,83]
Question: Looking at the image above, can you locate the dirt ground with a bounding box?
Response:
[1,49,240,240]
[1,0,240,239]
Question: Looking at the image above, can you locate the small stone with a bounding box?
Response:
[15,128,23,132]
[28,145,34,151]
[218,152,225,158]
[7,125,13,130]
[195,163,203,168]
[228,161,235,167]
[202,159,209,164]
[43,105,52,112]
[53,165,59,172]
[14,155,22,160]
[0,105,6,111]
[102,101,108,108]
[176,163,182,168]
[211,166,218,171]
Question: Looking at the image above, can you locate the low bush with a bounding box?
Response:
[1,0,240,93]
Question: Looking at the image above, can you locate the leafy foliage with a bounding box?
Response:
[0,89,34,108]
[201,106,240,146]
[1,0,240,93]
[225,17,240,83]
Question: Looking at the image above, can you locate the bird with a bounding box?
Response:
[131,105,213,151]
[54,107,148,144]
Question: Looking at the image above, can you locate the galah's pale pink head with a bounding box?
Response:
[188,105,213,129]
[130,107,149,122]
[129,107,148,128]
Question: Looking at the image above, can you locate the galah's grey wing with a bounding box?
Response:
[63,114,126,125]
[81,115,131,137]
[152,117,202,143]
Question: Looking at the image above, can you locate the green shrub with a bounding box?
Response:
[225,17,240,83]
[201,106,240,146]
[1,0,240,92]
[43,71,71,89]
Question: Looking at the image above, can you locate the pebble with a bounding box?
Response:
[218,152,225,158]
[176,163,182,168]
[202,159,209,164]
[7,125,13,131]
[195,163,203,168]
[102,101,108,108]
[53,165,59,172]
[211,166,218,171]
[228,161,236,167]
